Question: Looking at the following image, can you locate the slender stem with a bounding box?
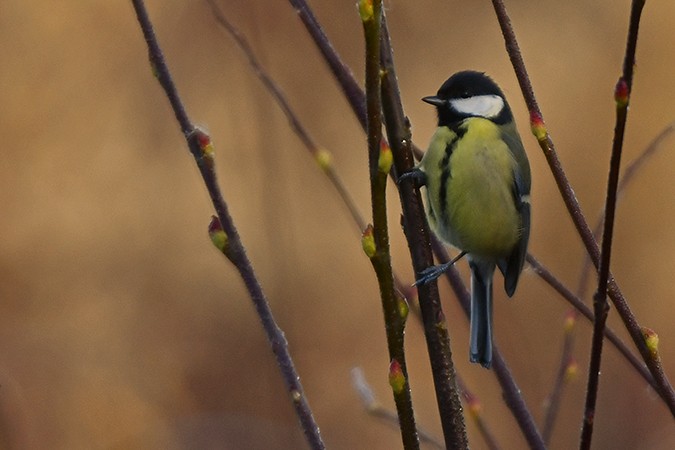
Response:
[581,3,647,445]
[361,3,420,448]
[379,15,467,449]
[489,0,675,415]
[577,121,675,303]
[489,0,598,265]
[542,313,576,444]
[130,2,325,448]
[552,125,675,438]
[205,0,367,233]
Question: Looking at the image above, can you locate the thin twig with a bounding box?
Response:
[130,1,325,448]
[489,0,675,415]
[581,2,647,445]
[205,0,366,232]
[379,15,468,449]
[361,3,420,448]
[541,311,577,444]
[577,121,675,297]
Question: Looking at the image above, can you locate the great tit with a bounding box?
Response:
[413,70,531,368]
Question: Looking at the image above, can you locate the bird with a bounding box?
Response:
[409,70,531,368]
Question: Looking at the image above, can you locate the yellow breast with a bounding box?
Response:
[421,119,520,258]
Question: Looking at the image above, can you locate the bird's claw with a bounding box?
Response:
[397,168,427,188]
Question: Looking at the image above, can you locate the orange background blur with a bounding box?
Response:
[1,1,674,449]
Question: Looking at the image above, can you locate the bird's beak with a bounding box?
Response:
[422,95,445,107]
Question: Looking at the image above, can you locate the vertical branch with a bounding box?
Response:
[379,15,468,450]
[580,1,646,448]
[359,2,420,448]
[130,2,325,448]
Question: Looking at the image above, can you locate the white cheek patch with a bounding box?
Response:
[449,94,504,118]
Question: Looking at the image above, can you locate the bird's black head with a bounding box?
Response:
[423,71,513,126]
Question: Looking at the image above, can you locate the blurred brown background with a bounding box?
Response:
[1,0,674,449]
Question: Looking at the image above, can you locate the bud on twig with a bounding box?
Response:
[397,296,409,322]
[378,139,393,174]
[388,359,406,394]
[530,111,547,142]
[315,147,333,173]
[361,224,376,258]
[191,127,215,167]
[565,358,579,382]
[208,215,231,260]
[563,310,577,333]
[615,77,629,108]
[641,327,659,360]
[357,0,374,22]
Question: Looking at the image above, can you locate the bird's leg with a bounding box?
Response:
[414,251,467,286]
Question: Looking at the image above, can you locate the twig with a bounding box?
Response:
[541,311,577,444]
[581,2,646,447]
[379,14,468,449]
[130,2,325,448]
[489,0,675,415]
[360,2,420,448]
[577,121,675,298]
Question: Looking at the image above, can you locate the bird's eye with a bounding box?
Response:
[460,91,471,99]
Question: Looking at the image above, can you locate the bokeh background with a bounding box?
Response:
[1,0,674,449]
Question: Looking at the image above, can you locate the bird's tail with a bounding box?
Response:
[469,260,495,368]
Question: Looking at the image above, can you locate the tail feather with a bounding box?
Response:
[469,261,495,368]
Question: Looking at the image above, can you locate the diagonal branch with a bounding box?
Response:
[130,1,325,448]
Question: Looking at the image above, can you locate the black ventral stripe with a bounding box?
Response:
[438,125,465,223]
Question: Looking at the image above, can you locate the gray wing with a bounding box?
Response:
[498,126,531,297]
